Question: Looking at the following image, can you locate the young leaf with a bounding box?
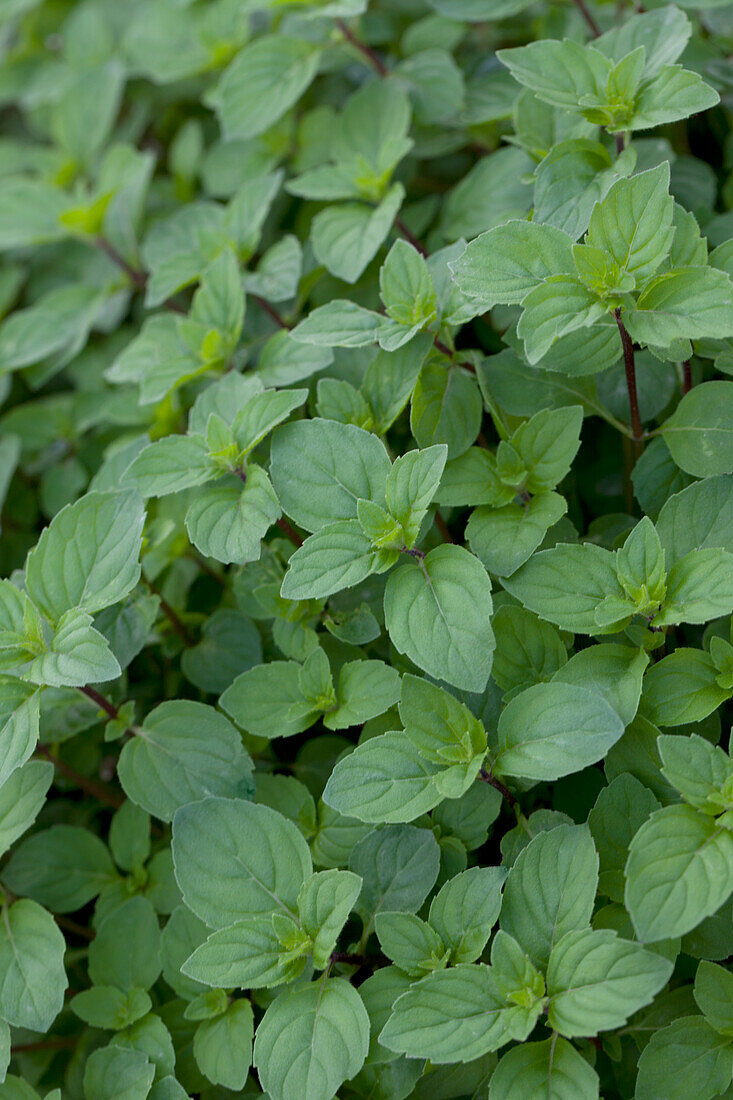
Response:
[586,163,674,281]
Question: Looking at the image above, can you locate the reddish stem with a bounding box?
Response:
[95,237,186,314]
[479,765,517,807]
[36,744,123,808]
[434,511,454,544]
[144,579,193,645]
[682,359,692,395]
[614,309,644,458]
[277,517,304,548]
[78,684,119,720]
[252,295,290,330]
[572,0,601,36]
[394,217,428,257]
[335,19,388,76]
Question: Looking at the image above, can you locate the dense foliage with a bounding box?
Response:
[0,0,733,1096]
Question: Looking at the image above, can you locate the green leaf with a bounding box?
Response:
[71,987,152,1032]
[184,467,280,565]
[428,867,506,964]
[625,804,733,941]
[657,733,732,813]
[312,185,405,284]
[488,1037,599,1100]
[117,701,254,822]
[660,382,733,477]
[502,543,624,633]
[124,435,216,497]
[551,643,648,727]
[632,66,719,130]
[586,163,674,280]
[323,732,443,823]
[516,276,605,365]
[0,682,39,787]
[182,915,294,990]
[450,221,574,308]
[382,962,515,1064]
[212,37,321,140]
[627,268,733,347]
[384,545,494,692]
[588,774,659,902]
[193,999,253,1090]
[695,961,733,1036]
[466,492,568,577]
[52,62,124,168]
[410,362,482,460]
[534,139,634,240]
[546,928,672,1036]
[385,444,447,545]
[298,869,363,968]
[594,8,691,79]
[25,491,145,623]
[0,178,71,250]
[232,389,308,456]
[221,660,316,740]
[491,606,567,694]
[0,759,53,857]
[0,899,67,1032]
[271,419,391,533]
[654,548,733,626]
[290,301,386,348]
[375,911,449,976]
[2,825,117,912]
[349,824,440,927]
[253,978,369,1100]
[512,406,584,492]
[497,39,609,110]
[83,1047,155,1100]
[399,673,487,767]
[494,680,625,781]
[89,897,161,992]
[280,521,376,601]
[326,660,401,730]
[500,824,598,968]
[380,240,437,327]
[656,475,733,563]
[181,608,262,695]
[172,797,313,928]
[635,1017,733,1100]
[24,608,121,688]
[642,648,730,727]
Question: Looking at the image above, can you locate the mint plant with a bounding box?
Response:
[0,0,732,1097]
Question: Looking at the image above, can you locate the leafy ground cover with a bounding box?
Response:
[0,0,732,1096]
